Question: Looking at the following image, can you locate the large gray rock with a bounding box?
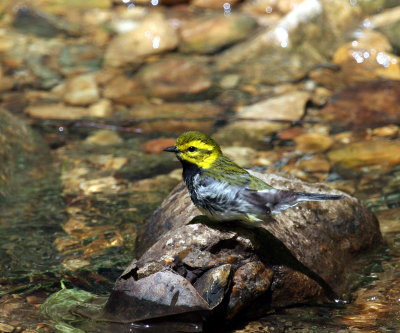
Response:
[105,171,382,323]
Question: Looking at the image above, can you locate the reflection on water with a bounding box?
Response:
[0,0,400,332]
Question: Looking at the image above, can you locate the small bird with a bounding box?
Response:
[164,131,343,223]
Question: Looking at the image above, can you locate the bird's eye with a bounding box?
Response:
[188,146,197,152]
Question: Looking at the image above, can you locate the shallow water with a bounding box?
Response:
[0,0,400,332]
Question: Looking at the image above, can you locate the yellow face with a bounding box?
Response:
[164,131,222,169]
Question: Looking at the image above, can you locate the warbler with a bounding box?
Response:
[164,131,343,223]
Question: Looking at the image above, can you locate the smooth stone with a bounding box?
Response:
[12,6,81,38]
[328,140,400,170]
[102,75,147,105]
[63,73,100,106]
[320,80,400,130]
[214,91,310,145]
[310,30,400,89]
[221,146,257,168]
[84,130,123,146]
[141,138,176,154]
[104,10,179,68]
[124,101,223,134]
[25,103,91,120]
[372,125,399,138]
[294,133,333,153]
[179,13,257,54]
[137,57,212,100]
[88,99,113,118]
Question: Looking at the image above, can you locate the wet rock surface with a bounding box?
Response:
[106,171,382,323]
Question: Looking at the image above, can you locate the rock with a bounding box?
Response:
[59,44,103,75]
[63,73,100,106]
[319,80,400,131]
[372,125,399,138]
[221,146,257,168]
[294,133,333,153]
[106,170,381,324]
[216,0,360,84]
[179,13,257,54]
[84,130,123,146]
[13,6,81,38]
[310,30,400,90]
[328,139,400,170]
[333,31,400,80]
[102,75,147,105]
[88,99,113,118]
[137,57,212,100]
[104,10,178,68]
[214,91,310,145]
[25,103,91,120]
[190,0,241,9]
[123,101,223,134]
[141,138,176,154]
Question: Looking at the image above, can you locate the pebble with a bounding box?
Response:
[137,57,212,100]
[328,140,400,170]
[84,130,123,146]
[63,73,100,106]
[372,125,399,138]
[88,99,113,117]
[79,176,120,195]
[294,133,334,153]
[179,13,257,54]
[141,138,176,154]
[215,91,310,143]
[104,10,179,68]
[221,146,256,168]
[25,104,90,120]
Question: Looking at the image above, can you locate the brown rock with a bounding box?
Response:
[63,74,100,106]
[102,75,147,105]
[227,261,274,319]
[294,133,333,153]
[125,101,223,134]
[320,80,400,130]
[104,10,178,68]
[214,91,310,145]
[141,138,176,154]
[137,57,212,100]
[107,170,381,324]
[179,13,257,54]
[328,139,400,170]
[25,103,90,120]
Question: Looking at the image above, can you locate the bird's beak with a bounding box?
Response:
[163,146,179,153]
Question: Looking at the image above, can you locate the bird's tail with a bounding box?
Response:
[294,192,344,202]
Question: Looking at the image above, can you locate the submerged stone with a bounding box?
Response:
[106,171,382,324]
[214,91,309,146]
[137,57,212,100]
[104,10,178,68]
[328,140,400,170]
[320,80,400,131]
[179,13,257,54]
